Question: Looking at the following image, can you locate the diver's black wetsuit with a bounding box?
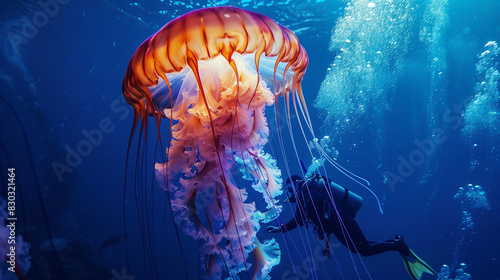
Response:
[279,176,408,257]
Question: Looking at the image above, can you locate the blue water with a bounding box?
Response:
[0,0,499,279]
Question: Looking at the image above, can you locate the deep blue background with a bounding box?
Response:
[1,0,499,279]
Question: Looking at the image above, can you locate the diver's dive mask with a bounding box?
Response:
[284,175,303,203]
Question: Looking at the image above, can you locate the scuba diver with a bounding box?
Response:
[267,174,437,280]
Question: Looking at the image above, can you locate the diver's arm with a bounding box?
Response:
[267,206,303,233]
[281,205,305,232]
[281,219,298,232]
[270,215,299,233]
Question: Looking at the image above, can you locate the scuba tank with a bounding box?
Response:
[329,181,363,213]
[314,176,363,214]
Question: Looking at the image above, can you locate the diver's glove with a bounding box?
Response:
[266,226,281,233]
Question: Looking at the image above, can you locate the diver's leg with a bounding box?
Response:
[332,217,402,257]
[331,217,372,256]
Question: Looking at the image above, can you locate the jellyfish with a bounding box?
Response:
[122,6,310,279]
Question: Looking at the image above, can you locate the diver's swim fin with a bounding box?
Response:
[400,249,437,280]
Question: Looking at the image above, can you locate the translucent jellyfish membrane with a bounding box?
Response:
[315,0,416,132]
[462,41,500,142]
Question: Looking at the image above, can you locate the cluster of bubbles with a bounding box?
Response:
[453,183,490,233]
[315,0,417,132]
[454,184,491,211]
[420,0,449,130]
[305,136,338,178]
[453,183,490,240]
[462,41,500,142]
[309,135,338,158]
[457,210,474,232]
[449,184,490,278]
[437,263,472,280]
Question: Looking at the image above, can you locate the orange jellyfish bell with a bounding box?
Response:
[122,6,310,279]
[122,6,309,120]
